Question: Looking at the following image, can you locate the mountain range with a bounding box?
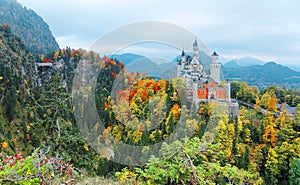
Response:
[111,53,177,79]
[222,62,300,89]
[222,56,265,68]
[111,52,300,89]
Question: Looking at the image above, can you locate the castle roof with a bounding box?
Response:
[212,51,219,56]
[181,50,185,56]
[187,55,193,61]
[207,77,216,83]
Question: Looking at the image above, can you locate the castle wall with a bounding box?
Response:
[197,81,226,101]
[216,87,226,100]
[208,81,219,88]
[198,88,208,100]
[228,100,240,117]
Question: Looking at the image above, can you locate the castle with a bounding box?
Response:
[177,39,239,117]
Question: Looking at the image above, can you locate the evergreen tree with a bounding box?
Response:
[232,118,239,156]
[161,121,167,134]
[141,124,151,145]
[167,113,175,134]
[243,145,251,170]
[289,158,300,185]
[154,129,162,142]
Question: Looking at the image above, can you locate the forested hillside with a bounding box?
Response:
[0,27,110,183]
[0,26,300,184]
[0,0,59,54]
[0,24,37,154]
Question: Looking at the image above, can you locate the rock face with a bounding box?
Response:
[0,0,59,54]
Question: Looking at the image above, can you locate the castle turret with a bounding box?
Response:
[181,50,186,63]
[226,80,240,117]
[210,52,221,85]
[193,38,199,59]
[211,51,219,64]
[181,50,185,57]
[177,50,186,77]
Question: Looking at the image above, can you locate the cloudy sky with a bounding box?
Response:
[18,0,300,65]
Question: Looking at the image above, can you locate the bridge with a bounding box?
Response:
[235,99,267,114]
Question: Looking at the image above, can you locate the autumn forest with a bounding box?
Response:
[0,23,299,185]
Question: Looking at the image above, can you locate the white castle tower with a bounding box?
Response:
[210,52,221,85]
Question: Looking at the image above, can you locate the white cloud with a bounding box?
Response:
[116,43,180,61]
[16,0,300,65]
[56,35,91,49]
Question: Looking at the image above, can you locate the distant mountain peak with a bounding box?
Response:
[223,61,240,68]
[110,53,146,65]
[264,61,277,66]
[240,56,261,60]
[225,56,265,67]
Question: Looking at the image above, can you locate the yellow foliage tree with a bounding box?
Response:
[267,97,277,112]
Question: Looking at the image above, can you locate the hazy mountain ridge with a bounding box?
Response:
[223,62,300,89]
[111,52,300,89]
[223,56,265,67]
[0,0,59,54]
[111,53,177,78]
[111,53,145,65]
[287,64,300,72]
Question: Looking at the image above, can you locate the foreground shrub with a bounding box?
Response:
[0,148,74,185]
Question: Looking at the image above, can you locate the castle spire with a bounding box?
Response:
[181,49,185,57]
[193,38,198,47]
[193,38,199,59]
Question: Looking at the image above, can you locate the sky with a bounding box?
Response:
[17,0,300,65]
